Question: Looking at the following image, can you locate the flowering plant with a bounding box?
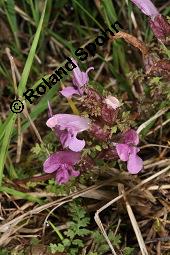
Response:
[43,59,144,185]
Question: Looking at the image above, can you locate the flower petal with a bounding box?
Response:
[116,144,130,161]
[71,58,94,87]
[56,166,70,184]
[46,114,90,133]
[71,59,85,86]
[131,0,159,18]
[67,165,80,177]
[68,136,86,152]
[75,67,94,87]
[86,67,94,75]
[127,152,143,174]
[57,129,71,149]
[43,157,60,173]
[60,86,80,98]
[43,151,81,174]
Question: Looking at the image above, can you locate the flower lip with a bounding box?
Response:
[46,114,90,152]
[115,129,143,174]
[43,151,81,171]
[127,151,143,174]
[43,151,81,184]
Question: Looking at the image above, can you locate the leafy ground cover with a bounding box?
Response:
[0,0,170,254]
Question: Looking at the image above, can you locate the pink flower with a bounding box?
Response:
[43,151,81,184]
[131,0,170,44]
[46,114,90,152]
[115,129,143,174]
[60,58,94,98]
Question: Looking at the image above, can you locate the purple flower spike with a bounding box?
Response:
[60,58,94,98]
[43,151,81,184]
[115,129,143,174]
[46,114,90,152]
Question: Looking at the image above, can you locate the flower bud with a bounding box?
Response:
[89,122,110,141]
[101,104,118,125]
[82,87,103,116]
[97,148,118,160]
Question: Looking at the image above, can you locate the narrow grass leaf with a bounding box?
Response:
[18,0,47,96]
[0,115,16,186]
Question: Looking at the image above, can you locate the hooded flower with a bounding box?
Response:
[46,114,90,152]
[115,129,143,174]
[43,151,81,184]
[131,0,170,44]
[60,58,94,98]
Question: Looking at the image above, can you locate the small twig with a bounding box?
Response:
[148,185,170,191]
[14,173,55,185]
[147,118,170,136]
[112,31,149,56]
[145,236,170,244]
[137,107,170,134]
[144,159,170,170]
[120,184,149,255]
[22,102,50,155]
[94,165,170,254]
[140,144,170,150]
[5,48,18,94]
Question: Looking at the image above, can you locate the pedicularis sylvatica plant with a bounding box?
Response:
[43,59,143,185]
[43,0,170,185]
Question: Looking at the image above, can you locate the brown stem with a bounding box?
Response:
[14,173,55,185]
[112,31,149,56]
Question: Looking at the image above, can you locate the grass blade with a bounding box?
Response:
[18,0,47,96]
[0,115,16,186]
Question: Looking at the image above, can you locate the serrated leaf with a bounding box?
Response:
[62,238,71,247]
[77,228,91,237]
[64,229,75,239]
[49,243,65,253]
[123,247,135,255]
[78,217,90,227]
[72,239,84,247]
